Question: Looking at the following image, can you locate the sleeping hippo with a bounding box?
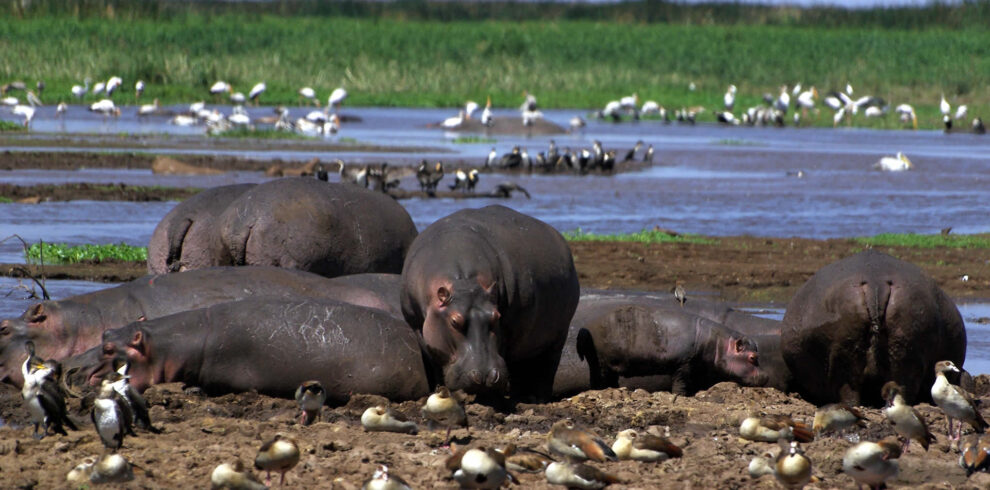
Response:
[401,205,580,401]
[147,178,419,277]
[781,250,965,406]
[0,268,402,387]
[553,298,767,397]
[71,298,429,402]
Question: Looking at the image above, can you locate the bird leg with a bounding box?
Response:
[280,470,287,486]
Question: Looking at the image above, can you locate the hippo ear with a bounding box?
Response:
[129,331,148,355]
[27,303,46,323]
[437,286,451,307]
[483,280,497,295]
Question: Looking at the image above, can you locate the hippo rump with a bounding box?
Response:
[553,298,767,397]
[147,183,255,274]
[0,267,398,387]
[401,205,580,401]
[71,298,429,403]
[147,178,419,277]
[781,250,965,406]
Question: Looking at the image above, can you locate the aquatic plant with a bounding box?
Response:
[564,229,718,245]
[24,242,148,264]
[0,121,26,132]
[452,136,497,144]
[208,128,312,140]
[854,233,990,249]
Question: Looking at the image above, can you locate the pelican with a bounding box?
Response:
[249,83,266,105]
[641,100,660,115]
[520,91,537,111]
[954,105,968,121]
[138,98,159,116]
[328,87,347,110]
[464,100,479,120]
[875,152,913,172]
[940,94,951,116]
[89,98,121,117]
[71,78,90,99]
[135,80,145,100]
[171,114,197,126]
[105,76,122,97]
[480,96,493,126]
[724,84,737,111]
[298,86,318,106]
[895,103,918,129]
[441,110,464,129]
[210,81,232,96]
[619,93,638,110]
[229,92,246,105]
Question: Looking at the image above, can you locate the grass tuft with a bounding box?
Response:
[209,128,312,140]
[563,229,718,245]
[25,242,148,264]
[854,233,990,249]
[0,121,26,132]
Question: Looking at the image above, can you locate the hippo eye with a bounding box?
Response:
[449,313,464,330]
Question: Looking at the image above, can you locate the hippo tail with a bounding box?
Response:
[859,278,892,381]
[164,217,194,272]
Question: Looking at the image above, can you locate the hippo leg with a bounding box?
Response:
[671,365,692,396]
[508,350,565,403]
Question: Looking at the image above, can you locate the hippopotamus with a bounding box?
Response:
[552,298,766,397]
[147,183,255,274]
[69,298,429,402]
[401,205,580,401]
[147,178,419,277]
[781,250,966,406]
[0,267,400,387]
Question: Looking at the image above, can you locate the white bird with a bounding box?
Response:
[249,83,266,105]
[305,109,329,123]
[940,94,951,116]
[619,93,638,110]
[229,92,246,105]
[464,100,479,120]
[441,110,465,129]
[189,101,206,114]
[71,78,90,99]
[874,152,913,172]
[895,103,918,129]
[601,100,622,121]
[796,87,817,111]
[791,83,802,96]
[55,102,67,118]
[294,117,323,135]
[91,81,106,96]
[641,100,660,114]
[328,87,347,110]
[954,104,968,121]
[522,109,543,127]
[480,96,493,126]
[845,83,854,96]
[843,437,901,489]
[210,80,231,95]
[520,90,537,111]
[228,107,251,126]
[864,106,885,118]
[137,98,159,116]
[170,114,197,126]
[324,114,341,135]
[298,86,317,106]
[105,76,122,97]
[2,96,18,106]
[134,80,145,100]
[775,85,791,113]
[89,99,120,116]
[724,84,737,110]
[12,103,35,127]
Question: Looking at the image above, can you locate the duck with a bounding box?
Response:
[739,414,814,443]
[421,385,467,442]
[881,381,935,451]
[361,405,418,434]
[812,403,866,436]
[254,434,300,486]
[611,429,682,462]
[959,434,990,476]
[547,419,617,463]
[362,464,412,490]
[842,436,901,489]
[775,440,812,489]
[873,152,913,172]
[211,460,267,490]
[545,461,620,489]
[931,360,987,441]
[447,445,515,489]
[294,380,325,426]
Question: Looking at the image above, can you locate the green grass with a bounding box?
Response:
[564,229,718,245]
[0,196,13,203]
[25,242,147,264]
[208,128,311,140]
[452,136,497,144]
[1,4,990,130]
[854,233,990,249]
[0,121,26,132]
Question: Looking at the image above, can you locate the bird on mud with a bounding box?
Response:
[547,419,617,463]
[673,281,687,307]
[545,461,620,489]
[92,375,133,451]
[775,440,812,489]
[812,403,867,436]
[881,381,935,452]
[446,445,516,489]
[611,429,682,462]
[426,161,444,193]
[842,436,901,490]
[362,464,413,490]
[21,341,77,439]
[931,360,988,441]
[498,443,555,473]
[623,140,643,162]
[211,460,267,490]
[422,385,467,443]
[362,405,419,434]
[959,434,990,477]
[254,433,300,486]
[739,414,814,443]
[295,380,325,426]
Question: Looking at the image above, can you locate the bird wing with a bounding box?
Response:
[571,463,620,484]
[635,434,683,458]
[40,379,76,430]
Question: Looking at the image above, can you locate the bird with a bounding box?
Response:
[796,87,817,112]
[211,460,268,490]
[361,405,419,434]
[450,169,470,192]
[724,84,737,111]
[498,444,555,473]
[69,80,90,101]
[89,453,135,484]
[446,445,515,489]
[812,403,866,436]
[973,117,987,134]
[137,98,160,116]
[21,341,77,439]
[775,85,791,114]
[105,76,122,97]
[569,115,586,131]
[488,182,531,199]
[520,90,537,111]
[56,102,67,118]
[12,102,36,128]
[295,380,325,426]
[842,436,901,490]
[611,429,682,462]
[894,103,918,129]
[599,100,622,122]
[643,144,654,164]
[328,87,347,110]
[92,80,106,96]
[441,110,465,129]
[485,147,497,168]
[673,281,686,307]
[547,419,618,462]
[944,114,953,131]
[954,104,968,121]
[254,434,300,486]
[248,83,266,105]
[134,80,145,101]
[623,141,643,163]
[229,91,246,105]
[210,80,232,97]
[107,361,158,434]
[464,100,479,119]
[881,381,935,451]
[521,109,543,127]
[959,434,990,477]
[775,440,812,489]
[932,360,987,441]
[873,152,913,172]
[739,414,814,443]
[480,96,494,127]
[66,457,97,485]
[298,86,318,106]
[362,464,412,490]
[940,94,951,117]
[427,161,444,193]
[466,169,479,192]
[422,385,467,442]
[545,461,620,489]
[89,99,121,117]
[747,451,776,478]
[92,375,133,451]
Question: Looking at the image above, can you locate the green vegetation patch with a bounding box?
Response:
[209,128,311,140]
[25,242,148,264]
[0,121,26,132]
[854,233,990,249]
[564,229,718,245]
[452,136,497,144]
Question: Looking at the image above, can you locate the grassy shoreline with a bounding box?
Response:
[2,9,988,130]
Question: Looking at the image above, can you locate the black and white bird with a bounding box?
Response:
[21,342,77,439]
[295,380,326,426]
[92,376,133,451]
[107,359,158,433]
[248,82,266,105]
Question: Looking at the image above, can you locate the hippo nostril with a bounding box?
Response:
[486,369,501,387]
[468,370,483,385]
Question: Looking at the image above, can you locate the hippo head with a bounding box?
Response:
[0,305,55,387]
[422,277,509,396]
[85,328,156,393]
[715,336,767,386]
